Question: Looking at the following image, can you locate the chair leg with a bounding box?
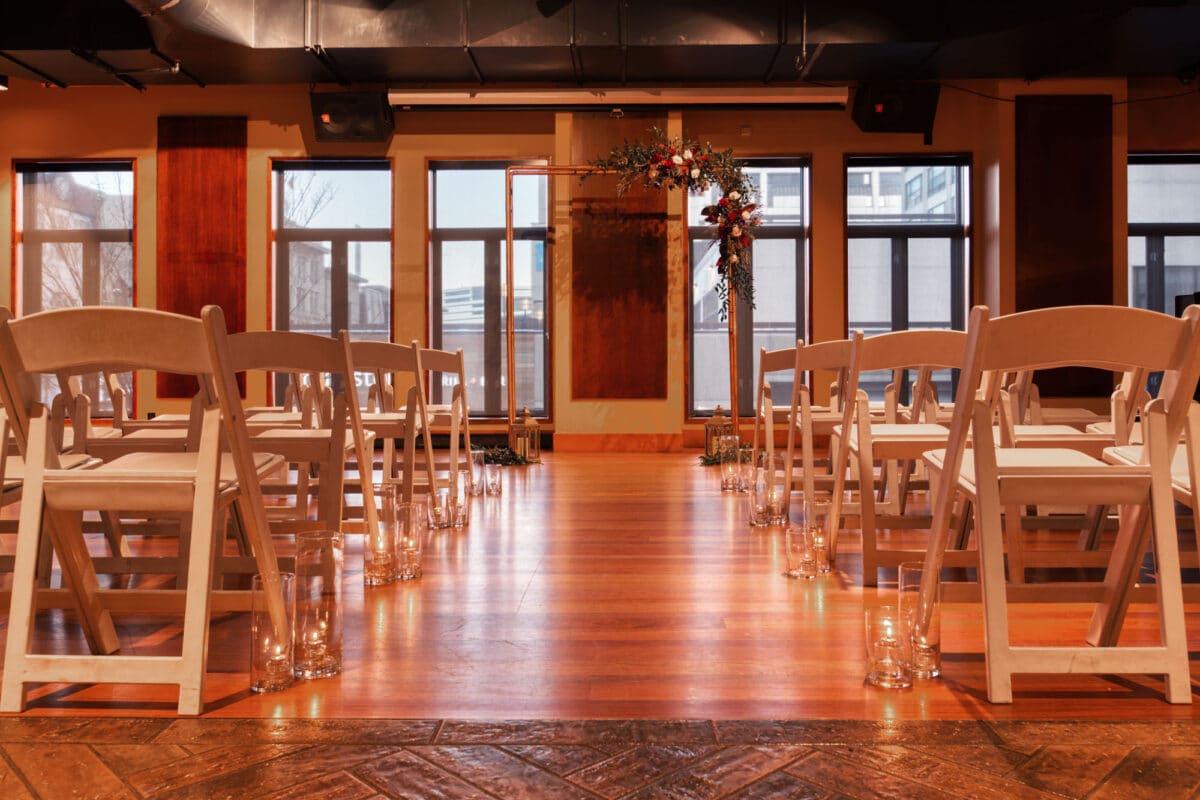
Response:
[1003,505,1026,584]
[976,491,1015,703]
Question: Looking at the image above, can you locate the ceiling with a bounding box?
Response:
[1,0,1199,94]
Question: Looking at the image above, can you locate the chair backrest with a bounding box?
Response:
[0,306,218,459]
[418,346,469,416]
[931,304,1200,551]
[351,339,423,413]
[843,328,968,424]
[752,343,799,455]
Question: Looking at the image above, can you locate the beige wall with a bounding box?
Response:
[1,76,1197,434]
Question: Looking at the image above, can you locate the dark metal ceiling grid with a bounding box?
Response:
[0,0,1197,90]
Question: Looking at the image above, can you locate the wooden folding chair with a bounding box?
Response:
[920,304,1200,704]
[834,329,968,585]
[783,338,860,547]
[750,343,799,461]
[349,338,437,502]
[419,345,473,491]
[224,330,378,538]
[0,305,287,714]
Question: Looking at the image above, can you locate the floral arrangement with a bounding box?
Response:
[589,127,759,317]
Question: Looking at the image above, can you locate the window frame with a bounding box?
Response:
[1127,152,1200,315]
[271,158,393,340]
[427,158,550,419]
[687,156,812,419]
[15,159,136,415]
[845,154,972,401]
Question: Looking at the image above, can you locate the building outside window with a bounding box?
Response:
[429,161,549,418]
[1128,154,1200,315]
[846,156,970,400]
[16,161,134,411]
[689,159,811,417]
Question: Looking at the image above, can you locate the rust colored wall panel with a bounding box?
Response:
[156,116,247,397]
[1014,95,1113,397]
[570,198,668,399]
[570,113,669,400]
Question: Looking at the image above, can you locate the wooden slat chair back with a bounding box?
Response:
[224,330,378,538]
[831,328,968,578]
[349,338,436,502]
[750,343,798,462]
[418,345,473,491]
[784,337,860,539]
[0,305,287,715]
[921,304,1200,704]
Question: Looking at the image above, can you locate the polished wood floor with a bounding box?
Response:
[7,452,1200,797]
[5,451,1200,720]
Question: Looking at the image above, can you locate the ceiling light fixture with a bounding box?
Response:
[0,75,8,91]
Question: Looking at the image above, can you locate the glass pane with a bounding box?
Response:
[1164,236,1200,313]
[39,242,83,309]
[692,238,728,413]
[847,238,892,335]
[100,242,134,307]
[1128,236,1148,310]
[436,169,504,228]
[513,173,548,228]
[284,241,332,335]
[346,241,391,341]
[847,164,962,226]
[1129,163,1200,224]
[907,238,952,327]
[511,240,546,415]
[439,241,487,416]
[23,170,132,231]
[280,168,390,229]
[687,164,807,227]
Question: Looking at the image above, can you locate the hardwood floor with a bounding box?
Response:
[5,451,1200,797]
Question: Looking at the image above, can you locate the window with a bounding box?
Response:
[846,156,970,400]
[1128,154,1200,315]
[429,161,549,418]
[273,160,391,399]
[689,159,811,416]
[16,161,134,412]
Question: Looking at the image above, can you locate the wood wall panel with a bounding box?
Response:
[570,113,669,400]
[156,116,247,397]
[1014,95,1113,397]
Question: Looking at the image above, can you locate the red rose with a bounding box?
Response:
[718,197,728,206]
[742,236,750,246]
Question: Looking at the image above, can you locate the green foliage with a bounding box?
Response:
[483,446,529,466]
[587,127,759,319]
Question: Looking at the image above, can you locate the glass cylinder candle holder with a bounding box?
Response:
[428,487,452,529]
[804,499,833,574]
[757,450,790,525]
[783,525,816,579]
[746,460,770,528]
[294,531,344,679]
[865,604,912,689]
[899,561,942,679]
[451,469,471,528]
[718,434,742,492]
[363,483,398,586]
[396,500,426,580]
[250,572,295,693]
[485,462,502,495]
[470,448,486,496]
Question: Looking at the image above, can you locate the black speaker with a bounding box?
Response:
[310,92,394,142]
[851,82,940,145]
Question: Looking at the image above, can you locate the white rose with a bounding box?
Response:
[683,149,693,160]
[729,191,740,201]
[690,168,700,179]
[672,154,683,165]
[729,254,739,264]
[741,210,751,220]
[731,225,742,236]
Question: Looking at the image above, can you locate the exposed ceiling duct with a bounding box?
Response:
[0,1,1195,89]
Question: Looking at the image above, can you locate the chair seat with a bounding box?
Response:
[95,450,283,485]
[927,446,1147,502]
[848,422,950,448]
[360,411,411,437]
[1035,406,1102,428]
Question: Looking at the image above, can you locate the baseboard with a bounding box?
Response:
[552,433,684,452]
